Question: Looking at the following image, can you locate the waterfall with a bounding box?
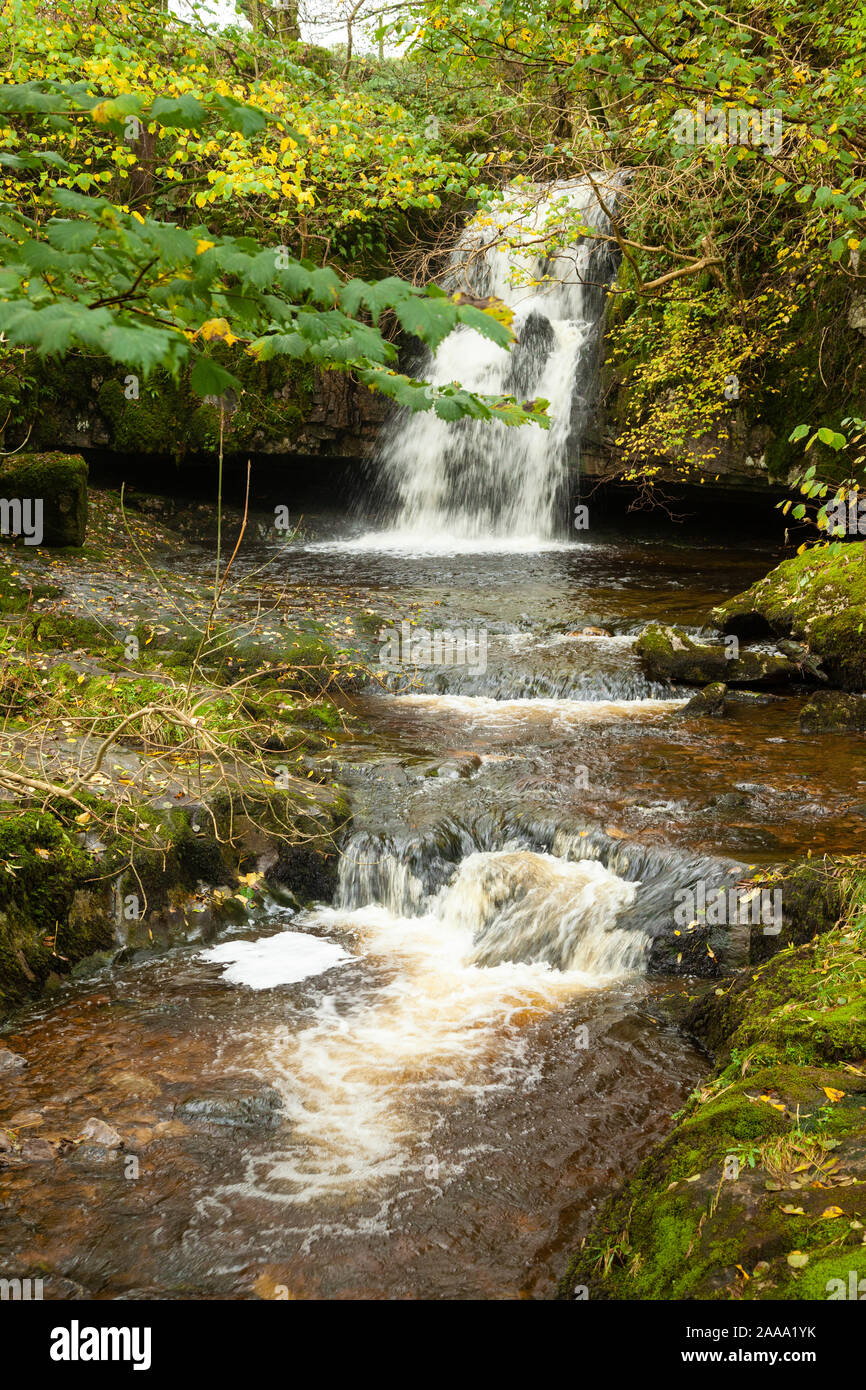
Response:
[336,814,745,975]
[366,175,622,546]
[337,822,647,977]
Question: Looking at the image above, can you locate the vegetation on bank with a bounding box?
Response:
[561,859,866,1301]
[0,1,861,491]
[0,483,367,1017]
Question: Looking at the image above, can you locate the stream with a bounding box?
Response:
[3,178,865,1302]
[2,514,865,1301]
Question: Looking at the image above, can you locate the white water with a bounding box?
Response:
[360,176,620,547]
[201,932,351,989]
[224,848,646,1199]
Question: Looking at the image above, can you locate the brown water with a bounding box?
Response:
[2,518,863,1300]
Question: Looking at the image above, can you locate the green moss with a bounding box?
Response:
[0,810,105,1014]
[561,861,866,1301]
[713,543,866,690]
[51,352,318,461]
[0,452,88,546]
[24,612,117,652]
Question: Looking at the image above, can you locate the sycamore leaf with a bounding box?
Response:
[190,355,240,397]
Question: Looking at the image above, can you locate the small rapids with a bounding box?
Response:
[240,837,650,1199]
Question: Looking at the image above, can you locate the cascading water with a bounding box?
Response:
[245,829,648,1195]
[364,175,622,546]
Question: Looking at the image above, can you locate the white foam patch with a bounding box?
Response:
[201,931,351,989]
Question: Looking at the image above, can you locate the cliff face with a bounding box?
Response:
[579,407,775,493]
[9,355,389,465]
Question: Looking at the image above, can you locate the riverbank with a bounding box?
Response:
[0,477,367,1017]
[560,861,866,1301]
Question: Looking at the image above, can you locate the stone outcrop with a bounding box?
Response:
[712,543,866,691]
[635,623,799,687]
[0,452,87,547]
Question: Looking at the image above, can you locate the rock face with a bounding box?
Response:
[800,690,866,733]
[15,357,388,464]
[0,452,87,546]
[712,542,866,691]
[635,623,798,686]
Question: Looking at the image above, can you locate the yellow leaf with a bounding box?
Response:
[823,1088,845,1103]
[820,1206,844,1219]
[196,239,215,255]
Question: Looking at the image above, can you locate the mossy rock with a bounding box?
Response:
[0,452,88,547]
[800,690,866,733]
[635,623,798,687]
[0,810,108,1015]
[748,859,845,965]
[712,543,866,691]
[678,681,728,716]
[25,612,117,653]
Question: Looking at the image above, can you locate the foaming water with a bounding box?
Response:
[316,533,580,556]
[233,848,643,1200]
[360,176,621,545]
[388,692,685,721]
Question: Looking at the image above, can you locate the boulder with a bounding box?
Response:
[800,690,866,733]
[635,623,798,687]
[678,682,728,716]
[711,542,866,691]
[0,452,87,547]
[174,1085,284,1130]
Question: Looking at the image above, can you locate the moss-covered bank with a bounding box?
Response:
[712,543,866,691]
[0,783,349,1021]
[561,860,866,1301]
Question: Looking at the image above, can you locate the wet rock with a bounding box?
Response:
[107,1071,160,1100]
[0,1047,26,1074]
[20,1137,56,1162]
[8,1109,43,1128]
[776,639,828,682]
[174,1085,284,1131]
[568,626,613,638]
[711,542,866,690]
[800,690,866,733]
[635,624,798,687]
[678,682,728,716]
[707,790,752,812]
[79,1117,124,1149]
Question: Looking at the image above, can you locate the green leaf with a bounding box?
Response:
[190,355,240,397]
